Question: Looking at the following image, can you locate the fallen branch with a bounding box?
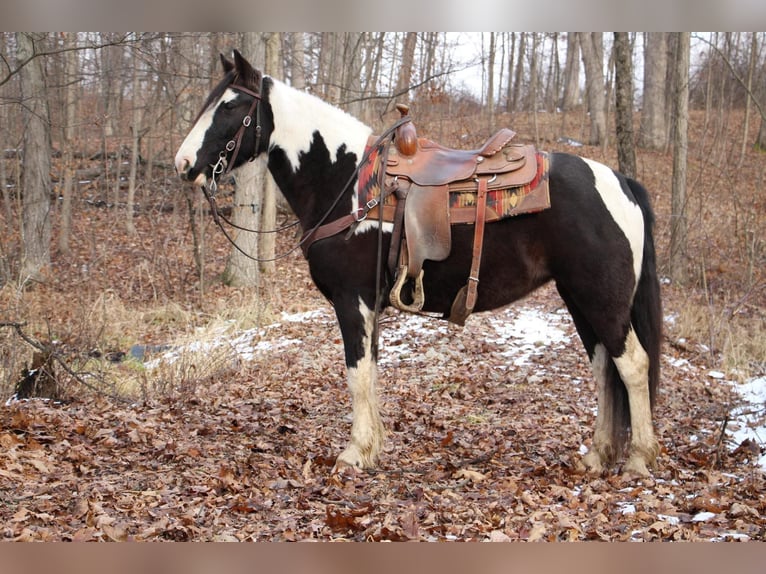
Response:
[0,321,132,404]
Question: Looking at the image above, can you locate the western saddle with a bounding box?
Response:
[381,104,548,325]
[301,104,550,325]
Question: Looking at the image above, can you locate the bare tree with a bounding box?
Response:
[290,32,306,91]
[396,32,418,103]
[16,32,52,284]
[511,33,526,112]
[505,33,516,113]
[57,32,78,255]
[579,32,607,145]
[640,33,669,150]
[486,32,496,129]
[561,33,580,110]
[223,33,265,287]
[613,32,637,179]
[259,32,280,275]
[126,39,142,236]
[669,33,690,283]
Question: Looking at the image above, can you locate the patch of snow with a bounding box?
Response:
[619,503,636,515]
[657,514,680,526]
[708,370,726,379]
[487,307,569,367]
[728,376,766,470]
[280,310,326,323]
[691,511,717,522]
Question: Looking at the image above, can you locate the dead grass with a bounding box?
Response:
[663,276,766,380]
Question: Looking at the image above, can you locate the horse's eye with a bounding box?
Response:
[222,99,238,111]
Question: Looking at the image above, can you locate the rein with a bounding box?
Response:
[200,86,412,263]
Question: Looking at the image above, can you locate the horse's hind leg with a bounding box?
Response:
[333,296,385,470]
[612,327,660,476]
[582,343,616,473]
[558,285,658,475]
[556,288,616,473]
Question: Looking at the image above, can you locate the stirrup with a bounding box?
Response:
[389,267,424,313]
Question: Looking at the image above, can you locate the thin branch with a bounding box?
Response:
[694,33,766,121]
[0,32,139,90]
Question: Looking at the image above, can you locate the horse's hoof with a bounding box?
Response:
[622,455,651,478]
[334,445,375,472]
[582,449,605,475]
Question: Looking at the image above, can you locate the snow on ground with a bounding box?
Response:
[144,303,766,470]
[728,376,766,470]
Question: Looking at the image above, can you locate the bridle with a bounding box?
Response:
[200,79,302,262]
[206,81,263,195]
[198,78,412,264]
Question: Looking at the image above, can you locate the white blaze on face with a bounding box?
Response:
[174,89,239,185]
[582,158,645,286]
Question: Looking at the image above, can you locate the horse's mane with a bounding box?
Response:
[266,77,372,169]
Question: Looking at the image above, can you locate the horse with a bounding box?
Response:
[174,50,662,477]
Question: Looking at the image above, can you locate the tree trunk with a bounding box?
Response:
[579,32,607,145]
[223,33,265,287]
[529,33,540,142]
[486,33,496,130]
[561,33,580,110]
[290,32,306,90]
[613,32,637,179]
[511,33,526,112]
[505,33,515,113]
[342,33,364,118]
[669,33,690,283]
[126,42,142,236]
[739,33,756,163]
[640,33,669,150]
[259,32,280,275]
[58,32,78,255]
[396,32,418,103]
[16,32,52,284]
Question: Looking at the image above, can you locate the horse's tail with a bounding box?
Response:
[628,177,662,410]
[610,177,662,457]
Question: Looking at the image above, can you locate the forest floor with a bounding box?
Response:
[0,108,764,541]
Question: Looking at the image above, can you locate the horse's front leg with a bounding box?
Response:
[332,295,385,470]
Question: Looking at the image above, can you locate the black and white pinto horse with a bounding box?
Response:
[175,51,662,477]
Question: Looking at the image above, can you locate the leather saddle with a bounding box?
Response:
[380,105,548,324]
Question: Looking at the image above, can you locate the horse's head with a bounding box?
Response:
[175,50,268,186]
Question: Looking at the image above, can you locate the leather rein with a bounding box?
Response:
[199,79,411,263]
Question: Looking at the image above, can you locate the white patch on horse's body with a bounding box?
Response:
[335,297,385,470]
[353,220,395,236]
[268,79,371,173]
[582,158,645,285]
[174,90,239,185]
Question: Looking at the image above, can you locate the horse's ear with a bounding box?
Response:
[220,53,235,73]
[233,49,262,91]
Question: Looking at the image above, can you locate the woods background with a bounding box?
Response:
[0,31,765,543]
[0,31,764,398]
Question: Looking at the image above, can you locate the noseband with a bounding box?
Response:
[208,81,263,194]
